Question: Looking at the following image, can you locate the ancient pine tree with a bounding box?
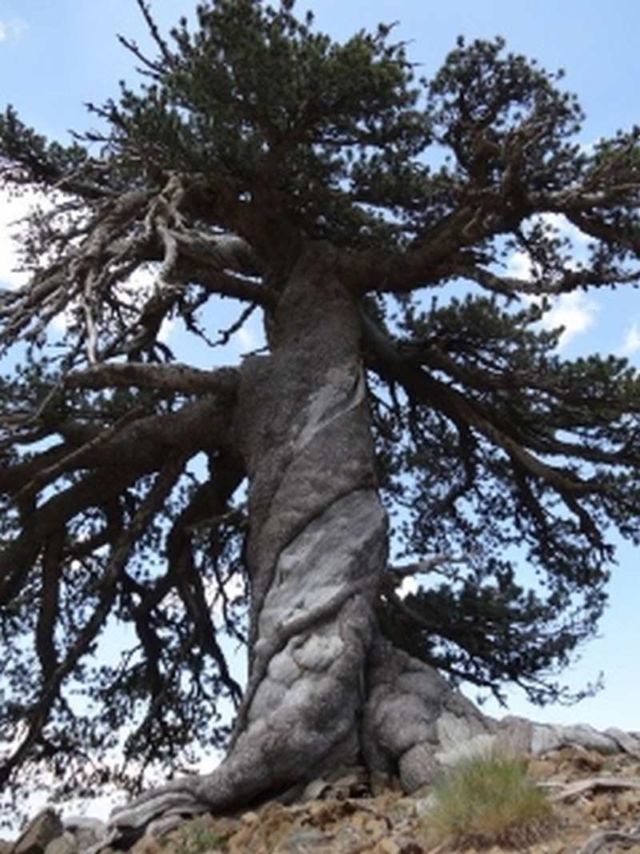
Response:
[0,0,639,829]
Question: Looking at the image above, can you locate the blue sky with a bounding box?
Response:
[0,0,638,736]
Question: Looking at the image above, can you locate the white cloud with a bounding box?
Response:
[539,211,590,247]
[622,322,640,356]
[505,216,588,286]
[0,18,27,43]
[236,324,257,350]
[233,315,266,354]
[0,185,48,289]
[124,264,156,293]
[120,265,177,345]
[399,575,418,597]
[158,316,175,343]
[0,184,78,293]
[505,249,533,280]
[540,291,598,348]
[578,139,597,157]
[49,305,76,333]
[505,237,597,349]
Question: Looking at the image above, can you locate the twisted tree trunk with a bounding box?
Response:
[110,245,489,834]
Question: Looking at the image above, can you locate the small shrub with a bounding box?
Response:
[172,823,224,854]
[422,750,555,850]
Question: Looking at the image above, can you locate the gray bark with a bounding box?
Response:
[109,245,490,833]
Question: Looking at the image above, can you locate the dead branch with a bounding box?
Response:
[552,776,640,802]
[579,827,640,854]
[0,171,268,361]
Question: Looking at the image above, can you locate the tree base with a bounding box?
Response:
[108,641,487,834]
[109,639,640,841]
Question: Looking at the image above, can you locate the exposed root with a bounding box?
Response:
[579,825,640,854]
[552,776,640,803]
[110,779,210,832]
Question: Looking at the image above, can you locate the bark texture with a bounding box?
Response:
[110,246,489,833]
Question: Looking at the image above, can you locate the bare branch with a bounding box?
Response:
[134,0,174,66]
[0,394,239,610]
[0,172,270,361]
[455,262,640,297]
[35,531,64,682]
[66,363,239,397]
[385,554,467,586]
[0,453,187,789]
[117,34,164,79]
[12,405,147,505]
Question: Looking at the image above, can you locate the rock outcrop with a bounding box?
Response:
[4,720,640,853]
[2,813,108,854]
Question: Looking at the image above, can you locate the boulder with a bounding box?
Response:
[62,818,107,853]
[14,810,64,854]
[44,833,77,854]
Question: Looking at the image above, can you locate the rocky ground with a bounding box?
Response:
[3,737,640,853]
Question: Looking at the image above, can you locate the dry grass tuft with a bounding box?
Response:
[422,750,556,850]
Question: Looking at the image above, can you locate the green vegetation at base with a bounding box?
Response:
[423,751,555,850]
[172,823,225,854]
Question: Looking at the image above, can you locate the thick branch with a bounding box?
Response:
[66,363,239,396]
[397,345,639,467]
[0,394,238,607]
[363,314,596,497]
[6,394,236,506]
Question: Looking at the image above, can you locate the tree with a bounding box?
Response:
[1,0,639,830]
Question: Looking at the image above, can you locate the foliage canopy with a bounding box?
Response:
[0,0,639,811]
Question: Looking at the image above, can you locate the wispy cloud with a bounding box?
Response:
[504,214,588,287]
[505,248,598,349]
[121,265,177,345]
[231,316,265,354]
[158,317,176,343]
[539,211,590,246]
[0,18,27,43]
[236,324,257,351]
[622,322,640,356]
